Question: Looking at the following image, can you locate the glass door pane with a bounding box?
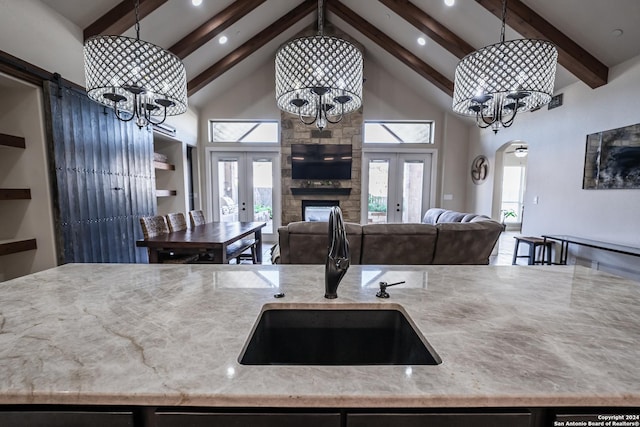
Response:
[401,160,425,223]
[500,166,525,224]
[363,152,432,224]
[252,159,274,234]
[217,159,240,222]
[211,151,280,243]
[366,159,390,224]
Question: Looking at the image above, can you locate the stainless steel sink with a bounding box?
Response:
[239,307,441,365]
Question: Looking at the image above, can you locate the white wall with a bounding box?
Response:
[363,59,470,211]
[468,55,640,278]
[198,60,279,124]
[0,0,85,86]
[440,114,470,212]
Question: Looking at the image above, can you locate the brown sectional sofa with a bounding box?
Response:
[276,221,363,264]
[275,209,503,265]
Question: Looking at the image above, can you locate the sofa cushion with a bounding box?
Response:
[422,208,446,224]
[461,213,478,222]
[437,210,467,223]
[432,221,503,265]
[361,223,437,265]
[469,215,492,223]
[278,221,362,264]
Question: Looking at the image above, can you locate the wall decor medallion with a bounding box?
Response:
[583,122,640,189]
[471,155,489,185]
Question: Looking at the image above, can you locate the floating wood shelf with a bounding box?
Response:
[154,161,175,171]
[0,238,37,256]
[291,188,352,196]
[0,133,26,149]
[0,188,31,200]
[156,189,177,197]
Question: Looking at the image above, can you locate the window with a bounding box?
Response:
[364,121,434,144]
[209,121,279,143]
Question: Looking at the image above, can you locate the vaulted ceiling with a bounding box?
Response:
[40,0,640,113]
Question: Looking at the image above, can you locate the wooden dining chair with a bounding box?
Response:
[166,212,188,232]
[189,210,206,228]
[139,216,198,264]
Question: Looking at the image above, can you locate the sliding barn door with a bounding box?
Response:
[43,81,155,264]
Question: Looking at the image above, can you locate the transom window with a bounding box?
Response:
[209,120,279,143]
[364,121,434,144]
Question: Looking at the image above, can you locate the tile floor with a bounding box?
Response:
[490,231,518,265]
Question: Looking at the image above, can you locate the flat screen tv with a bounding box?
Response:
[291,144,352,180]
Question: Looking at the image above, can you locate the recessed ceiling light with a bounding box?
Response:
[192,0,202,6]
[611,28,624,38]
[219,35,228,44]
[417,37,426,46]
[444,0,455,6]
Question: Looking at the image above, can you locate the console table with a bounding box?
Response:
[542,234,640,265]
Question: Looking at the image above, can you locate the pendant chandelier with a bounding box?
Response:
[84,0,187,129]
[452,0,557,133]
[275,0,363,130]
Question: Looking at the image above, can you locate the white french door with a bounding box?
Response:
[362,152,433,224]
[209,151,280,241]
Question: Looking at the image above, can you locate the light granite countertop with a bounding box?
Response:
[0,263,639,408]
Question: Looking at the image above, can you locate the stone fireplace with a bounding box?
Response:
[280,112,362,224]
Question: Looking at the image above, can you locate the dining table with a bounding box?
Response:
[137,221,266,264]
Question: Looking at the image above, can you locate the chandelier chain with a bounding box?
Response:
[317,0,324,35]
[134,0,141,40]
[500,0,507,43]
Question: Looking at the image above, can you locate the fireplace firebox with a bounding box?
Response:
[302,200,339,222]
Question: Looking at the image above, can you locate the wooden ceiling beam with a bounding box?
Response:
[378,0,474,59]
[84,0,167,40]
[476,0,608,88]
[170,0,267,59]
[326,0,454,97]
[187,0,316,96]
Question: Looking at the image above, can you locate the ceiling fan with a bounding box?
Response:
[505,145,528,158]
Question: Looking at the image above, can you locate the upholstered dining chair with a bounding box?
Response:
[166,212,189,232]
[189,210,206,228]
[139,215,198,264]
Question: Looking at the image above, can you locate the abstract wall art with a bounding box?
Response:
[583,122,640,189]
[471,155,489,185]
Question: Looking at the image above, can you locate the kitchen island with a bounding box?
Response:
[0,264,639,425]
